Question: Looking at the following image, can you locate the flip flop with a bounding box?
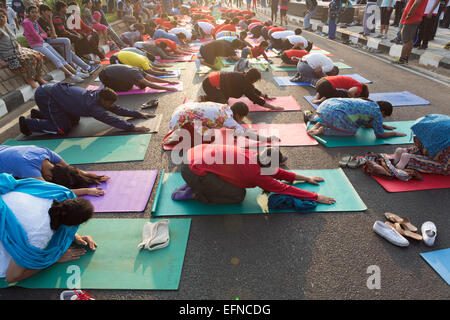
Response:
[384,212,418,232]
[385,222,423,241]
[142,99,159,109]
[421,221,437,247]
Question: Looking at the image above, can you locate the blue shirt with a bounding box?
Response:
[0,145,62,179]
[152,29,180,44]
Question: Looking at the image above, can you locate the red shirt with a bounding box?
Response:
[154,17,167,25]
[268,27,286,35]
[159,21,175,30]
[187,144,318,201]
[326,76,363,96]
[155,38,177,51]
[284,49,309,60]
[251,46,269,60]
[208,71,221,88]
[401,0,429,24]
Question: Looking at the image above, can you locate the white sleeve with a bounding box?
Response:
[223,117,246,135]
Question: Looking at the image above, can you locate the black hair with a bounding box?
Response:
[257,147,284,168]
[26,5,37,14]
[377,101,393,117]
[260,40,269,47]
[49,198,94,231]
[55,1,67,12]
[230,102,249,118]
[295,28,302,35]
[244,67,261,83]
[109,54,120,65]
[240,31,247,39]
[39,4,52,13]
[360,84,369,98]
[51,164,105,189]
[99,87,117,102]
[231,17,240,25]
[305,41,313,52]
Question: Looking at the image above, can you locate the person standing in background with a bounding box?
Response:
[392,0,407,26]
[304,0,318,31]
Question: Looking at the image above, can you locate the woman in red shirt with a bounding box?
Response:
[172,144,336,205]
[312,76,370,104]
[280,49,309,65]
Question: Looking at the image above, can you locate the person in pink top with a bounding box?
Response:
[22,5,87,83]
[172,144,337,205]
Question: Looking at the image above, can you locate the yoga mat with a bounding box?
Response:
[368,91,430,106]
[344,74,372,84]
[86,83,183,95]
[151,168,367,216]
[157,54,194,62]
[310,49,333,56]
[80,170,158,212]
[420,248,450,286]
[371,174,450,192]
[333,62,352,69]
[3,134,151,164]
[165,62,188,70]
[307,121,415,148]
[156,69,182,78]
[17,115,163,140]
[274,76,312,86]
[270,65,298,72]
[0,218,191,289]
[228,96,302,112]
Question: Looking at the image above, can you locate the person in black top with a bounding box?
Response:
[200,68,284,110]
[199,39,242,70]
[98,64,179,92]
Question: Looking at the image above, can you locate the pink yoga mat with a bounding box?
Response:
[157,54,194,62]
[86,83,183,95]
[162,123,317,150]
[228,96,302,112]
[81,170,158,212]
[372,174,450,192]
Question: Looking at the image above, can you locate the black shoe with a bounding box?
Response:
[19,116,31,136]
[418,44,428,50]
[30,108,43,119]
[413,42,421,48]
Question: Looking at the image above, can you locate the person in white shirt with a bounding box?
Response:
[194,21,214,39]
[169,27,192,41]
[291,53,339,85]
[269,28,304,50]
[0,190,96,283]
[6,6,18,34]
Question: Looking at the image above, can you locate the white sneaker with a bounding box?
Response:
[60,290,94,300]
[421,221,437,247]
[71,75,84,83]
[76,71,89,79]
[373,221,409,247]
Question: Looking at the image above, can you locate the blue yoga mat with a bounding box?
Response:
[151,168,367,216]
[274,76,312,87]
[344,74,372,84]
[304,92,430,109]
[420,248,450,285]
[368,91,430,106]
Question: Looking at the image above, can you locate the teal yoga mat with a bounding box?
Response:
[307,121,415,148]
[152,169,367,216]
[0,218,191,289]
[2,134,151,164]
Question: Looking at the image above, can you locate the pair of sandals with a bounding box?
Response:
[339,155,367,169]
[384,212,423,241]
[141,99,159,109]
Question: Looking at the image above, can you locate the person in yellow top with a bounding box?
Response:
[110,50,173,77]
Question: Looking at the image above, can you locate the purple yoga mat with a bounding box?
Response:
[81,170,158,212]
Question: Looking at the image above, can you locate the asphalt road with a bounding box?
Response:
[0,26,449,300]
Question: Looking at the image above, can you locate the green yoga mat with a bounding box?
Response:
[2,134,151,164]
[0,218,191,290]
[308,121,414,148]
[333,62,352,69]
[152,168,367,217]
[271,65,297,72]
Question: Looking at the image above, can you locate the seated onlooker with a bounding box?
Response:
[0,8,46,89]
[22,6,87,83]
[82,0,111,44]
[37,4,99,75]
